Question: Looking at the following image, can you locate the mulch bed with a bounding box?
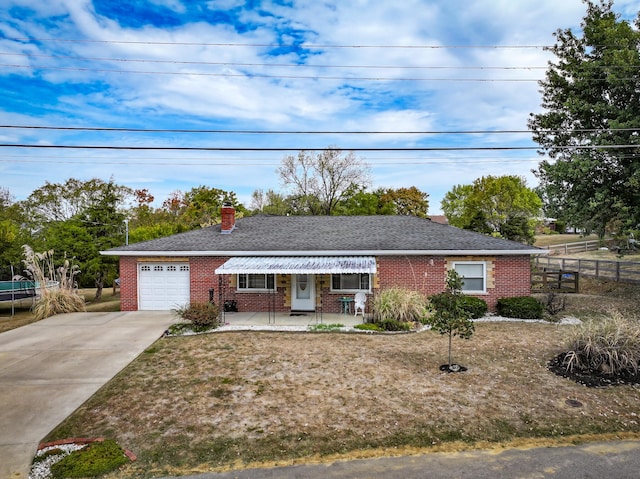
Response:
[548,352,640,388]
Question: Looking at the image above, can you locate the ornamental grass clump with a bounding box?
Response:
[23,245,85,320]
[563,311,640,377]
[371,287,431,328]
[373,287,431,322]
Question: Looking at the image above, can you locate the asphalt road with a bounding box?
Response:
[158,439,640,479]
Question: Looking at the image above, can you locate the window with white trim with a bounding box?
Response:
[237,273,275,291]
[331,273,371,292]
[452,262,486,293]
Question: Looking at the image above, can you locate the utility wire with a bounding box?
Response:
[7,51,640,71]
[1,144,638,151]
[0,51,550,70]
[5,37,553,49]
[0,159,538,166]
[0,63,544,81]
[2,125,640,134]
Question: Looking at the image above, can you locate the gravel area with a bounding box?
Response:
[210,315,582,333]
[29,443,86,479]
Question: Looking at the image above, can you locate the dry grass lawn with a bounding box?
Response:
[534,233,599,248]
[47,318,640,478]
[565,250,640,262]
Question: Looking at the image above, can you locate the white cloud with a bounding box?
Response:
[0,0,626,213]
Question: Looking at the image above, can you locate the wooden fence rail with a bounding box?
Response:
[534,256,640,284]
[532,269,579,293]
[544,240,601,256]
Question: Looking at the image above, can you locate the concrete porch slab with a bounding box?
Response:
[219,311,369,327]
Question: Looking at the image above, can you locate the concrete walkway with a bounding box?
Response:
[0,311,175,479]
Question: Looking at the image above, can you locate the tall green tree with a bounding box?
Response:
[22,178,132,227]
[250,188,290,215]
[78,180,127,299]
[128,188,189,241]
[528,0,640,236]
[334,186,429,217]
[381,186,429,218]
[0,187,29,277]
[334,186,395,215]
[182,186,242,228]
[129,188,156,227]
[129,223,189,243]
[441,175,542,244]
[162,186,245,228]
[25,178,131,296]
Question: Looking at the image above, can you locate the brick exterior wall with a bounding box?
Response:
[119,254,532,312]
[376,256,446,294]
[119,257,138,311]
[189,256,228,305]
[376,255,531,310]
[488,255,533,308]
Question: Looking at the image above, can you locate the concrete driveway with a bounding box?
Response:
[0,311,175,479]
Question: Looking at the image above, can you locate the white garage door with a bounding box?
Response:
[138,262,190,310]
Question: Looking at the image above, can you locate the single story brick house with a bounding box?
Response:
[102,205,545,313]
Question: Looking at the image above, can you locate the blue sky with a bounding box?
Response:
[1,0,639,214]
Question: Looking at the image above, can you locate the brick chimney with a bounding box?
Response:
[220,202,235,233]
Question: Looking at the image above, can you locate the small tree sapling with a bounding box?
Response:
[428,270,475,370]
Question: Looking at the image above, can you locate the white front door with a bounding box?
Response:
[291,274,315,311]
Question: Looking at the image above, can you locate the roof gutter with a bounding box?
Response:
[101,248,547,257]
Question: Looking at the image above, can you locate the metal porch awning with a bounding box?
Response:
[214,256,377,275]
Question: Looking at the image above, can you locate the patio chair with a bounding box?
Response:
[354,292,367,317]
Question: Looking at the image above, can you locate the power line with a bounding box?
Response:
[1,144,638,151]
[0,156,540,166]
[5,63,637,82]
[0,125,531,134]
[0,51,550,70]
[0,63,544,81]
[3,125,639,134]
[0,152,539,158]
[0,160,535,167]
[7,51,639,72]
[5,37,553,49]
[0,156,541,167]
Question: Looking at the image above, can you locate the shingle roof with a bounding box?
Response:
[103,215,543,256]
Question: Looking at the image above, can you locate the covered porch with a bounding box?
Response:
[214,255,377,318]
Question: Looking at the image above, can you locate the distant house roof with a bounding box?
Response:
[102,215,544,257]
[428,215,449,225]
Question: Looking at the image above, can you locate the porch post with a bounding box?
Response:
[218,275,224,324]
